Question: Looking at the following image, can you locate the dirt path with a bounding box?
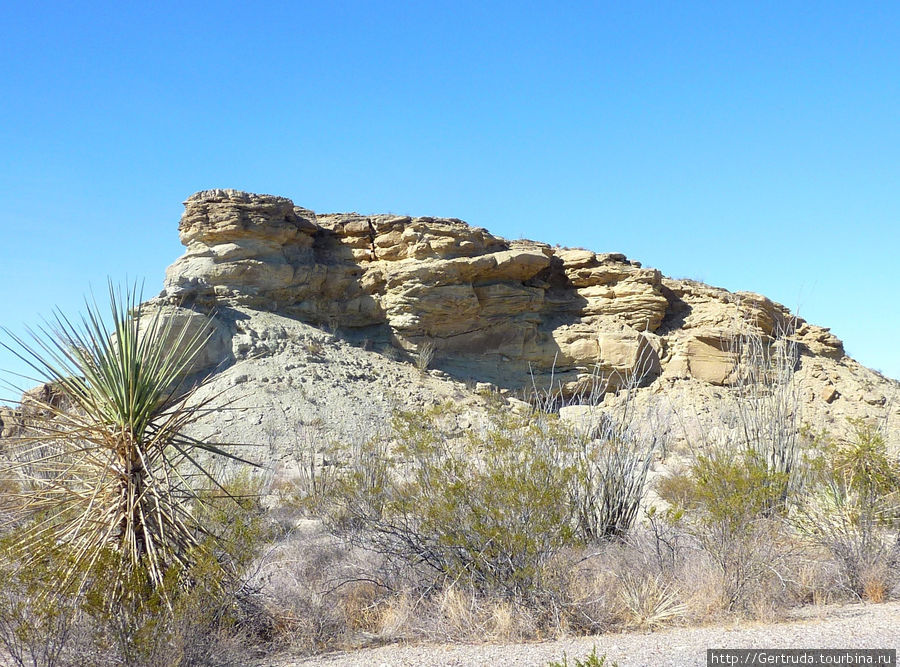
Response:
[270,601,900,666]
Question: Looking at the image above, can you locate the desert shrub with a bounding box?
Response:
[0,542,80,667]
[331,405,580,602]
[247,519,393,652]
[288,423,337,513]
[529,349,669,543]
[279,417,384,521]
[794,420,900,599]
[374,582,544,643]
[303,336,325,358]
[615,571,685,630]
[415,339,435,374]
[558,530,692,634]
[728,325,803,512]
[79,550,228,665]
[194,470,274,571]
[530,359,668,543]
[658,447,793,610]
[675,449,789,529]
[318,394,666,643]
[549,646,619,667]
[647,324,808,612]
[567,407,666,543]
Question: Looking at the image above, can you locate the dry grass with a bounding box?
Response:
[794,556,841,607]
[617,573,686,630]
[415,339,435,374]
[373,592,413,641]
[860,562,892,603]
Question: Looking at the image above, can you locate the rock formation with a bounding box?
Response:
[2,189,896,458]
[160,189,849,394]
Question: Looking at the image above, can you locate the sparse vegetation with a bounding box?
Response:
[794,420,900,599]
[304,336,326,358]
[415,338,435,374]
[549,646,618,667]
[329,405,579,602]
[0,284,268,665]
[0,299,898,662]
[657,447,794,610]
[728,323,803,512]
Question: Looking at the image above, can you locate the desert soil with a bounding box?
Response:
[269,601,900,666]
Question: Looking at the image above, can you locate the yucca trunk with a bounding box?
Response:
[116,428,148,564]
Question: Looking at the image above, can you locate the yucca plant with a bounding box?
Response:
[0,283,252,604]
[617,572,686,630]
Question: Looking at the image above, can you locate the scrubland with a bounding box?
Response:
[0,296,897,666]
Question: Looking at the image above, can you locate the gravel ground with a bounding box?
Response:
[269,601,900,666]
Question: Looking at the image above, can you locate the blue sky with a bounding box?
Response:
[1,1,898,399]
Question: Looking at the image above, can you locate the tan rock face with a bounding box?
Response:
[163,190,677,389]
[682,333,736,385]
[4,190,897,463]
[160,190,864,398]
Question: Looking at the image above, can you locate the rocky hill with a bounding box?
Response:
[2,189,897,462]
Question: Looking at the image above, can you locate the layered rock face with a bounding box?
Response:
[2,189,895,460]
[160,189,847,394]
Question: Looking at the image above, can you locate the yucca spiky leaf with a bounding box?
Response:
[0,282,254,603]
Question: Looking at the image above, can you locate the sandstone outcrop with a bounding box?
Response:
[2,189,897,471]
[159,189,849,394]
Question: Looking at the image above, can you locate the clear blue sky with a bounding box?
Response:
[2,1,898,400]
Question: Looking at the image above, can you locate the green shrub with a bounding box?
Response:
[332,406,580,601]
[549,646,619,667]
[659,448,791,609]
[794,420,900,598]
[677,449,789,529]
[327,392,665,607]
[0,541,79,667]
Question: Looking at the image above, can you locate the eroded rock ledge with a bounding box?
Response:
[156,189,847,394]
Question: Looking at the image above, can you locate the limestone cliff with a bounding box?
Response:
[160,189,851,395]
